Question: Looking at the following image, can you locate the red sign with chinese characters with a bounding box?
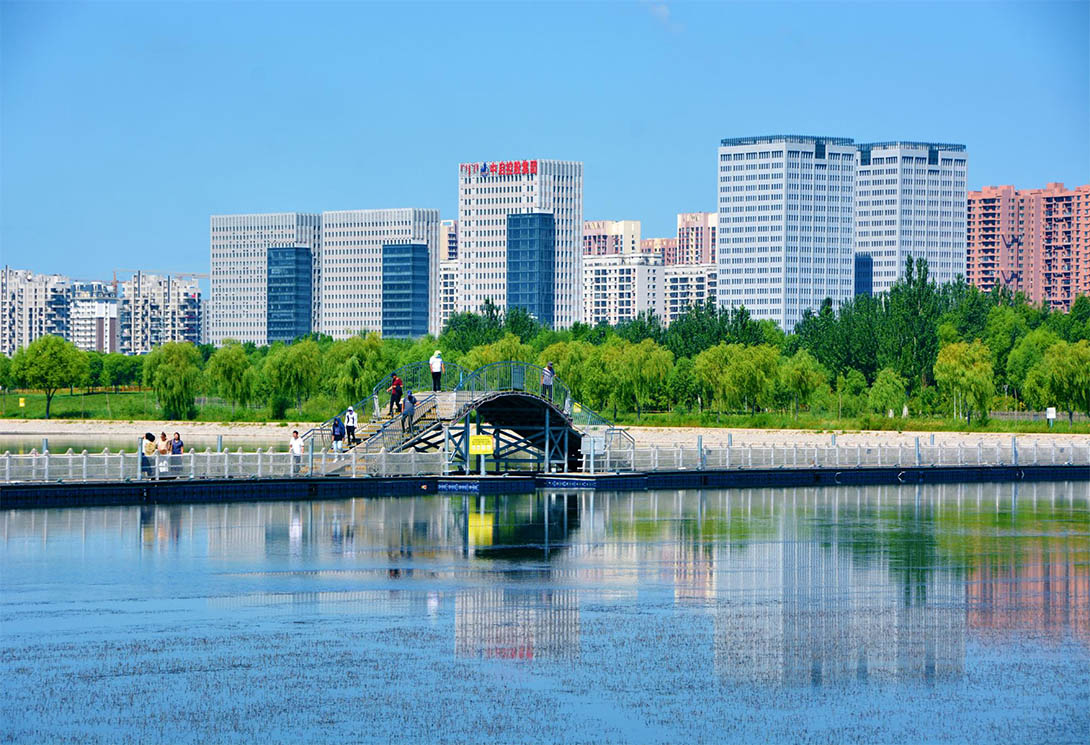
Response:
[460,160,538,176]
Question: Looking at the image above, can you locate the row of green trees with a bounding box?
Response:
[4,259,1090,422]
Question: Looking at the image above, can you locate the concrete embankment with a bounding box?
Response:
[2,463,1087,510]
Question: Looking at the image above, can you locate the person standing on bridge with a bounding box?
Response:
[388,375,403,416]
[429,351,444,391]
[344,406,357,447]
[402,389,417,435]
[289,430,304,475]
[331,416,345,455]
[541,362,555,401]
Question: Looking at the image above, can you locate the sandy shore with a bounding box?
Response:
[1,418,1087,448]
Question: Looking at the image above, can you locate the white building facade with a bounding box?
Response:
[0,268,71,356]
[209,212,321,345]
[717,135,856,332]
[119,272,202,355]
[663,263,717,325]
[582,253,662,326]
[855,142,968,294]
[438,259,459,333]
[70,281,119,353]
[457,159,583,327]
[319,208,440,338]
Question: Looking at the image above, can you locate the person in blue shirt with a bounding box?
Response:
[331,416,345,454]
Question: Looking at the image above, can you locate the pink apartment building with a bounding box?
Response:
[640,237,678,262]
[675,212,716,265]
[967,182,1090,311]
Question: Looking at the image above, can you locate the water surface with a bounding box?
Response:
[2,483,1088,743]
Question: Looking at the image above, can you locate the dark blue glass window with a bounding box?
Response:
[506,213,555,328]
[854,253,873,297]
[266,245,312,343]
[382,242,429,338]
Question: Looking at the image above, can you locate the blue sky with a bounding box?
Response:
[2,0,1087,279]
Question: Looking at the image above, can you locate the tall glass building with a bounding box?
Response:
[266,246,313,343]
[381,242,430,338]
[506,212,556,327]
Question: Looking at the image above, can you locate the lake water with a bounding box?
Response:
[2,483,1087,744]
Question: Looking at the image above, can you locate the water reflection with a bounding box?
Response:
[2,482,1087,743]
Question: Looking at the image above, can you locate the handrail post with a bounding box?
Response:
[82,450,88,482]
[257,448,263,478]
[4,452,8,483]
[352,449,357,478]
[190,450,196,479]
[44,450,50,482]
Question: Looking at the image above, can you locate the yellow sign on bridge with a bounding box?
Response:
[469,435,494,455]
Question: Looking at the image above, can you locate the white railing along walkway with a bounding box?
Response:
[582,440,1090,473]
[1,448,446,483]
[2,439,1087,484]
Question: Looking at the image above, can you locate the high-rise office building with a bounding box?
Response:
[266,246,313,344]
[662,264,717,325]
[967,183,1090,310]
[118,272,202,354]
[70,281,118,353]
[675,212,717,264]
[506,213,557,327]
[583,220,641,256]
[717,135,857,332]
[439,219,459,261]
[855,142,968,294]
[209,212,321,345]
[458,158,583,326]
[582,253,662,327]
[321,208,440,338]
[381,242,430,338]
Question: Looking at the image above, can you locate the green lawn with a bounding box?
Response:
[4,390,1088,435]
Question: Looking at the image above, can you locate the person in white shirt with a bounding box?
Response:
[344,406,358,446]
[429,350,445,391]
[289,430,304,475]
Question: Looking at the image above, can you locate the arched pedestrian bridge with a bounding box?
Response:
[303,361,632,473]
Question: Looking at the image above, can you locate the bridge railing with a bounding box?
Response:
[371,360,468,421]
[360,394,440,454]
[301,360,469,452]
[452,361,629,441]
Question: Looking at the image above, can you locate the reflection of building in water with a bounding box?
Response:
[968,542,1090,645]
[455,588,580,660]
[206,504,267,557]
[714,511,966,684]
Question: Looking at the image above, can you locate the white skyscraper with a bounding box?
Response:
[319,208,440,338]
[209,212,321,345]
[717,135,857,331]
[457,158,583,327]
[855,142,968,294]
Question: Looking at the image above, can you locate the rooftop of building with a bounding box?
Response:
[720,135,854,147]
[859,141,966,152]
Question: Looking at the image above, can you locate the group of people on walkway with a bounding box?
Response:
[139,431,184,479]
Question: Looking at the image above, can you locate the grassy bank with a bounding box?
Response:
[0,390,330,423]
[613,410,1090,435]
[4,389,1088,436]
